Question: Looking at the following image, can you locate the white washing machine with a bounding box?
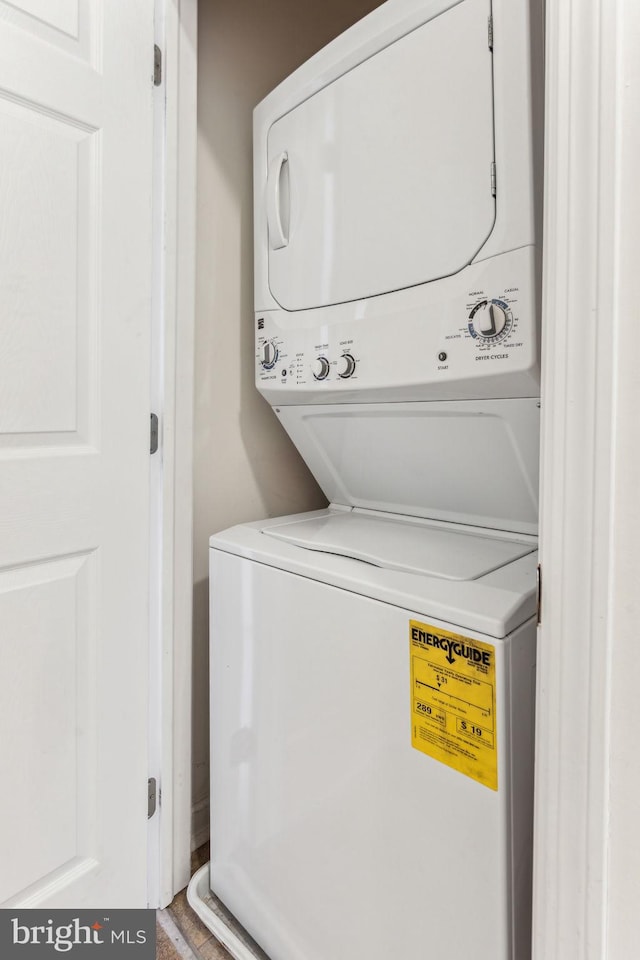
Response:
[209,505,539,960]
[199,0,544,957]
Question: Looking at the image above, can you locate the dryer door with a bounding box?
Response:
[266,0,495,312]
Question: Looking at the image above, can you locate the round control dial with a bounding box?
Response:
[468,299,512,342]
[312,356,330,380]
[337,353,356,378]
[261,341,278,369]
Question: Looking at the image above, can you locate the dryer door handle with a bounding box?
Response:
[267,151,289,250]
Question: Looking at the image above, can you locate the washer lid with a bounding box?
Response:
[210,509,538,637]
[266,0,495,311]
[263,511,534,581]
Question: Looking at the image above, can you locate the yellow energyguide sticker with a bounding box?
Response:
[409,619,498,791]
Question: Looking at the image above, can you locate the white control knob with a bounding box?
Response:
[472,301,507,338]
[312,356,330,380]
[336,353,356,378]
[261,341,278,369]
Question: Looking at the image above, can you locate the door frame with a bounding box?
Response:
[156,0,640,938]
[150,0,198,907]
[533,0,640,955]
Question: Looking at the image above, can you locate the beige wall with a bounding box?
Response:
[193,0,383,837]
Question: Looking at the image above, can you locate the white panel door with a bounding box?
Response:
[0,0,155,907]
[267,0,495,311]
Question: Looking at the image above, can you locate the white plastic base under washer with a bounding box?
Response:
[186,863,270,960]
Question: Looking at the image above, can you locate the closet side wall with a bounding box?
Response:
[193,0,383,845]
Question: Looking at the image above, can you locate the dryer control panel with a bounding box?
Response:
[256,246,539,405]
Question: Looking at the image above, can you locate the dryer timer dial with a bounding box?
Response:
[471,301,507,338]
[468,299,513,341]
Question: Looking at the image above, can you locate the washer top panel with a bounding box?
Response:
[209,508,538,637]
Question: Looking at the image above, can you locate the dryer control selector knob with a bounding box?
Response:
[312,356,331,380]
[261,341,278,369]
[471,301,508,339]
[337,353,356,378]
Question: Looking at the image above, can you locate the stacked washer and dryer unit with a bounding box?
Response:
[209,0,543,958]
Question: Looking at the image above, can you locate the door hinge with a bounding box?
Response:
[488,15,494,50]
[154,44,162,86]
[148,778,158,819]
[536,563,542,625]
[150,413,159,454]
[491,161,497,197]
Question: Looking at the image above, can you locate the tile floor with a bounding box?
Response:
[156,843,233,960]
